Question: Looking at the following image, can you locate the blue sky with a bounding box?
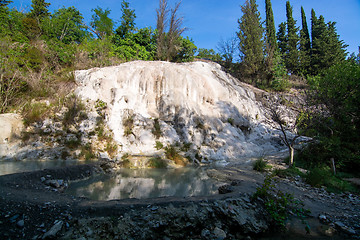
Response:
[11,0,360,55]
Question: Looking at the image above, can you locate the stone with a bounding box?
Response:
[0,113,24,144]
[75,61,295,163]
[218,184,234,194]
[213,227,226,240]
[16,220,24,228]
[42,220,63,239]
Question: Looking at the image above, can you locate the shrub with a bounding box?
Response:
[105,142,118,158]
[253,174,310,229]
[164,144,187,166]
[253,158,269,172]
[123,115,134,136]
[63,95,86,125]
[152,118,162,139]
[154,141,163,150]
[148,156,167,168]
[305,167,358,193]
[22,101,51,125]
[121,153,132,168]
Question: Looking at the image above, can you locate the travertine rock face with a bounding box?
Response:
[0,113,24,144]
[75,60,285,162]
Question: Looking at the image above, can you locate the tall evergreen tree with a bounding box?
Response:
[311,13,347,75]
[277,22,287,55]
[265,0,277,51]
[284,1,299,74]
[310,9,318,48]
[299,6,311,74]
[116,0,136,39]
[237,0,264,81]
[28,0,50,20]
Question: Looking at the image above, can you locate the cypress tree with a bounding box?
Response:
[237,0,264,82]
[299,6,311,75]
[265,0,277,51]
[284,1,299,74]
[28,0,50,20]
[311,13,347,75]
[277,22,287,55]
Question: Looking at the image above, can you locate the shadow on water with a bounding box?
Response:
[66,167,225,200]
[0,159,88,176]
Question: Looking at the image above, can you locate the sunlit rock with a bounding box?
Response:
[75,60,286,162]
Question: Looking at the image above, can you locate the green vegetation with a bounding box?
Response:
[164,144,187,166]
[253,158,270,172]
[152,118,162,139]
[123,115,134,136]
[154,141,163,150]
[148,156,167,168]
[0,0,197,115]
[253,174,310,229]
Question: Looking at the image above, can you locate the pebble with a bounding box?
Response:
[16,220,24,228]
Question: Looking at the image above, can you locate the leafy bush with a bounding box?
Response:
[154,141,163,150]
[253,174,310,229]
[105,142,118,158]
[148,156,167,168]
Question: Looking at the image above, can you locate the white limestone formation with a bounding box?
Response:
[75,60,286,162]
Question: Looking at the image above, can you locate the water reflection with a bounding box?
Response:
[66,168,223,200]
[0,159,82,176]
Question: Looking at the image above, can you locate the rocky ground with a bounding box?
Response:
[0,161,359,240]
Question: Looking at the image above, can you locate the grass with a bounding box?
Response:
[305,166,358,193]
[253,158,270,172]
[273,166,305,178]
[22,101,51,126]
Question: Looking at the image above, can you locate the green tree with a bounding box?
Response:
[172,36,197,62]
[90,7,114,39]
[265,0,277,51]
[116,0,136,39]
[306,61,360,172]
[237,0,264,81]
[28,0,50,20]
[277,22,287,56]
[196,48,222,62]
[112,27,157,61]
[310,13,347,75]
[43,6,86,44]
[284,1,299,74]
[0,0,12,7]
[299,6,311,75]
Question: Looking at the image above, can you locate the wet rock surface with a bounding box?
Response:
[0,163,359,239]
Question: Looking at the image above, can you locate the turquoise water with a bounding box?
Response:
[66,167,224,200]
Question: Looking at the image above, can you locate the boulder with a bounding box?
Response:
[0,113,24,144]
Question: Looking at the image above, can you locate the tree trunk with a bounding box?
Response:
[289,146,294,167]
